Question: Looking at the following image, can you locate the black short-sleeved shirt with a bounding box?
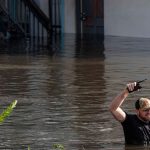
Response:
[121,113,150,145]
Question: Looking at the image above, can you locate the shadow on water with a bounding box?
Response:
[59,34,105,59]
[0,34,105,59]
[0,37,54,55]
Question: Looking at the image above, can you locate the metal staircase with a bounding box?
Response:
[0,1,25,38]
[0,0,51,39]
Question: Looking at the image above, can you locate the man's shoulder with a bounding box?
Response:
[121,112,137,125]
[125,112,136,117]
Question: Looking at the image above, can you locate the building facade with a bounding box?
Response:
[1,0,150,38]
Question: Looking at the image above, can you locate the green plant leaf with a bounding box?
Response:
[28,146,30,150]
[53,144,65,150]
[0,100,17,124]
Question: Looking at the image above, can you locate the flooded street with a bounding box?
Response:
[0,35,150,150]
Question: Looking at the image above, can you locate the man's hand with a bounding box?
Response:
[126,82,142,93]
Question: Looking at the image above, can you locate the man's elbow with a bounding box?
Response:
[108,104,115,113]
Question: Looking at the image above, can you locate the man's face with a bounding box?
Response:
[137,108,150,122]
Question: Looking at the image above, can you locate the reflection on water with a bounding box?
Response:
[0,34,149,150]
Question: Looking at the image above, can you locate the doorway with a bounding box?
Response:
[76,0,104,35]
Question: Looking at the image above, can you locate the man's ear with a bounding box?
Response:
[135,109,139,115]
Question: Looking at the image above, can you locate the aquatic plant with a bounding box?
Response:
[27,144,65,150]
[0,100,17,123]
[53,144,65,150]
[0,101,66,150]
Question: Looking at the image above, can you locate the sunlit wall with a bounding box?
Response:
[104,0,150,38]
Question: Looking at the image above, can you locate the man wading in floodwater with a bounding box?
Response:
[109,81,150,145]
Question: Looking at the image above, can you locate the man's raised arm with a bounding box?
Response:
[109,82,136,122]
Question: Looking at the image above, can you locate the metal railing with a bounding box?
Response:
[50,0,61,34]
[0,0,51,38]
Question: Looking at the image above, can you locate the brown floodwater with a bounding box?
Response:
[0,35,150,150]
